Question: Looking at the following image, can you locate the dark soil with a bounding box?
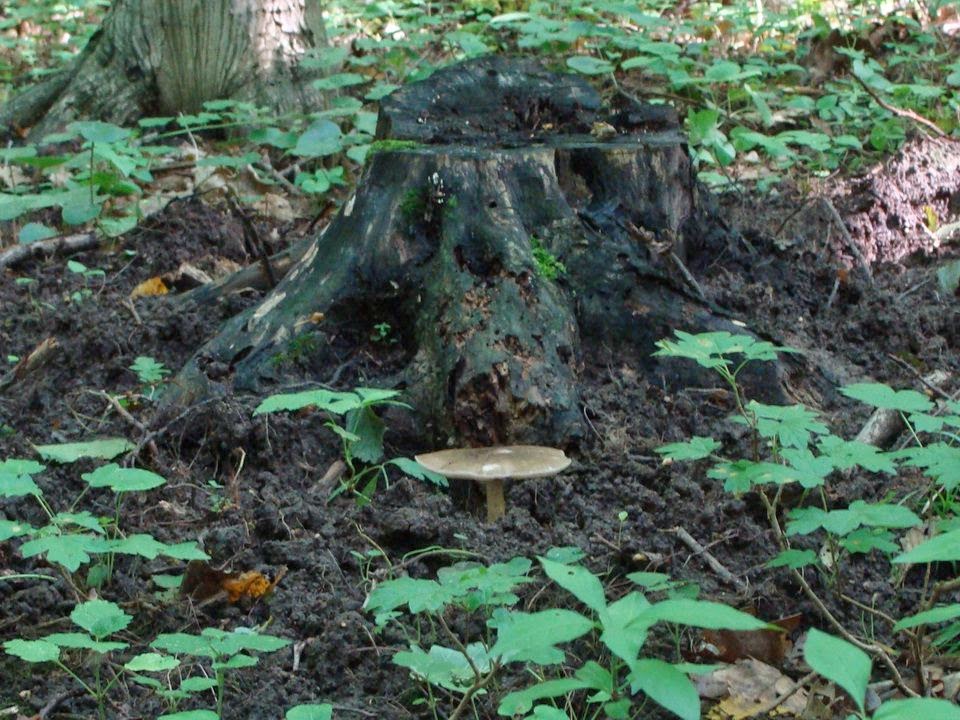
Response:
[1,135,959,720]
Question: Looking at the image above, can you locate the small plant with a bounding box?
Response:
[254,387,447,503]
[129,355,170,401]
[530,236,565,281]
[3,599,134,720]
[655,330,960,700]
[370,321,394,343]
[0,455,207,588]
[365,549,767,719]
[148,626,291,718]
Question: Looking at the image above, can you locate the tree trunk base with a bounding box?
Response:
[171,57,782,446]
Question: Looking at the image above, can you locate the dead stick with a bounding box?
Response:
[819,197,874,286]
[668,526,750,594]
[852,72,951,140]
[0,232,98,271]
[0,337,60,394]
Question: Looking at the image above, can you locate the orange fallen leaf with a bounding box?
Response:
[179,560,285,604]
[130,276,169,298]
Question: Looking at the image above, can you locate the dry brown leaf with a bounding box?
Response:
[129,276,169,298]
[700,613,803,666]
[698,658,808,719]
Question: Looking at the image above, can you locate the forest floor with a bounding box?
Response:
[1,134,959,719]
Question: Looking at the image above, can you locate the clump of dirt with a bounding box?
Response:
[1,138,959,719]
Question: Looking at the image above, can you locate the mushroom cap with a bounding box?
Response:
[414,445,571,482]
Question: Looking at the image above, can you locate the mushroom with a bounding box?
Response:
[414,445,571,522]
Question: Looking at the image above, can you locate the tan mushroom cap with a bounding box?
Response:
[414,445,571,481]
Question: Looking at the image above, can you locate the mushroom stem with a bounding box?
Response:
[482,479,506,522]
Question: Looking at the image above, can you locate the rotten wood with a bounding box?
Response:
[855,369,950,447]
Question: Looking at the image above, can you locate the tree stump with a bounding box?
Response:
[175,57,769,446]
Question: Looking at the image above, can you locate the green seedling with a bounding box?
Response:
[129,355,170,401]
[3,599,135,720]
[254,386,447,504]
[149,627,291,718]
[0,456,206,588]
[366,550,766,720]
[530,236,565,281]
[655,330,960,687]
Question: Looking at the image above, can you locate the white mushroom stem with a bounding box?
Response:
[482,479,506,523]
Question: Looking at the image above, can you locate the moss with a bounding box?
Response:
[530,236,566,281]
[369,139,422,154]
[269,333,321,367]
[400,188,427,220]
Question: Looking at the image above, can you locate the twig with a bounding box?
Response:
[39,688,84,719]
[122,296,142,326]
[747,670,816,719]
[667,526,750,594]
[0,232,98,271]
[0,337,60,395]
[852,72,950,140]
[819,197,873,286]
[886,356,953,401]
[226,191,277,287]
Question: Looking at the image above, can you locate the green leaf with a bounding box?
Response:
[387,458,448,487]
[539,557,606,613]
[69,121,131,145]
[655,436,720,461]
[0,459,44,476]
[35,438,133,463]
[292,120,342,158]
[71,598,132,639]
[895,443,960,491]
[498,678,589,716]
[312,72,368,91]
[3,638,60,663]
[364,576,455,620]
[937,260,960,294]
[82,463,165,492]
[840,383,933,413]
[254,388,358,415]
[781,447,834,488]
[873,698,960,720]
[804,629,870,712]
[158,712,220,720]
[599,592,650,664]
[640,599,769,630]
[0,470,42,498]
[124,652,180,672]
[629,659,699,720]
[44,632,127,654]
[708,460,805,493]
[53,511,106,534]
[394,643,490,692]
[894,529,960,564]
[0,519,35,541]
[62,197,102,225]
[286,705,334,720]
[894,604,960,632]
[566,56,614,75]
[18,222,57,244]
[20,533,110,572]
[766,549,818,569]
[817,436,896,473]
[488,608,594,664]
[840,528,898,555]
[748,401,829,448]
[345,406,385,463]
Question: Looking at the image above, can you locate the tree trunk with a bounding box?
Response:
[172,57,779,446]
[1,0,325,138]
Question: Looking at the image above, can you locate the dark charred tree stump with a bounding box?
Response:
[174,57,775,445]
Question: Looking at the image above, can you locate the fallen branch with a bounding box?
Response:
[668,526,750,595]
[852,72,951,140]
[0,232,98,272]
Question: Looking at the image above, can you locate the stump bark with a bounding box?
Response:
[176,57,767,445]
